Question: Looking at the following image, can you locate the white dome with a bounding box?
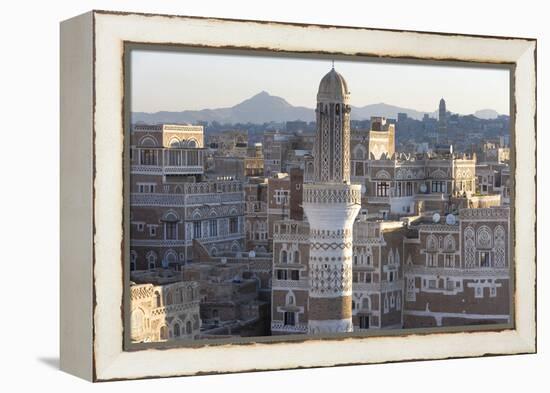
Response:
[317,68,350,103]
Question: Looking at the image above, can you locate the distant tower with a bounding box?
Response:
[438,98,448,144]
[302,68,361,334]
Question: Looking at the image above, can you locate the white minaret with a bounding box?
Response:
[303,67,361,334]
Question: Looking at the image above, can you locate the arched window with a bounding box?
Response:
[169,136,180,147]
[154,291,161,308]
[281,250,288,264]
[173,323,180,337]
[186,321,192,334]
[146,251,157,270]
[353,145,366,160]
[159,325,168,340]
[139,135,157,147]
[166,291,173,305]
[362,297,371,310]
[130,308,145,340]
[187,139,198,148]
[130,251,137,271]
[164,250,178,268]
[427,235,438,252]
[388,249,394,265]
[476,226,493,249]
[444,234,456,252]
[293,250,300,264]
[187,286,194,301]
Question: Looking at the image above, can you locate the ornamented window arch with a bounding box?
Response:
[352,144,366,160]
[431,169,447,179]
[388,249,394,265]
[154,291,161,307]
[139,135,157,147]
[130,308,145,339]
[395,249,400,265]
[191,209,201,220]
[427,234,438,252]
[186,320,192,334]
[464,226,475,267]
[443,234,456,252]
[494,225,506,267]
[159,325,168,340]
[173,322,181,337]
[476,226,493,249]
[164,249,178,267]
[293,250,300,264]
[187,138,198,148]
[361,297,371,310]
[231,242,240,252]
[168,136,180,147]
[286,291,295,306]
[146,251,157,269]
[375,169,391,180]
[280,249,288,264]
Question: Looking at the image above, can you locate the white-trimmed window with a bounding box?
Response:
[209,219,218,237]
[193,221,201,238]
[359,316,370,329]
[284,311,295,326]
[475,286,483,298]
[137,183,156,193]
[274,189,289,205]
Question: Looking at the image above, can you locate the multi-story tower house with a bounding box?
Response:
[244,177,269,252]
[403,207,511,327]
[129,124,245,269]
[302,68,362,334]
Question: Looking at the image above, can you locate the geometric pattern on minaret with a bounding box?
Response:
[303,68,361,334]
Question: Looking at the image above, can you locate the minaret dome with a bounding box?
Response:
[317,68,350,104]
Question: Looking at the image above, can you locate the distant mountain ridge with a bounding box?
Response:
[131,91,500,125]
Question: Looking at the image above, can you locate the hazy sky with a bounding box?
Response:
[130,49,510,115]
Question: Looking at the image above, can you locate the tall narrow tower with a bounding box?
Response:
[303,68,361,334]
[438,98,448,144]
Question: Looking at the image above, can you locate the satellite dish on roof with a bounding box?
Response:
[446,214,456,225]
[433,213,441,223]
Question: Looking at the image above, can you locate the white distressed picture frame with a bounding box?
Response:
[60,10,536,381]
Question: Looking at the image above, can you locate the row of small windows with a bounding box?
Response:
[383,293,401,314]
[280,250,300,264]
[276,269,300,281]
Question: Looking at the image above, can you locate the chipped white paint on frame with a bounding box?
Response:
[91,11,536,380]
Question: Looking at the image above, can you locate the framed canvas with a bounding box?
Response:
[60,10,537,381]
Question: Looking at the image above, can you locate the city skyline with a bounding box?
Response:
[131,49,510,116]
